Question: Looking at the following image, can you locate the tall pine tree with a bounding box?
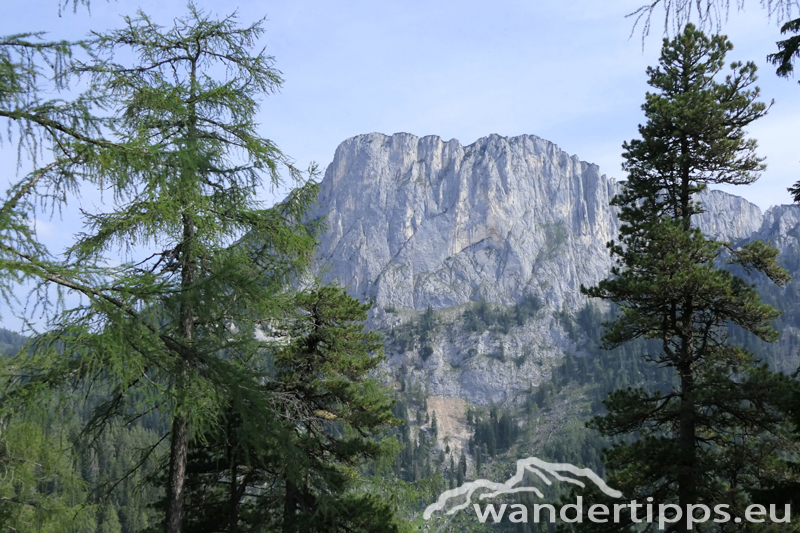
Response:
[583,24,796,531]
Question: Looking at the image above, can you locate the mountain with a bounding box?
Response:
[311,132,800,405]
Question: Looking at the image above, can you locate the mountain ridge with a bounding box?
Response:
[310,132,800,404]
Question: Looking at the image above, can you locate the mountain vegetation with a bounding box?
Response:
[3,5,800,533]
[582,24,798,532]
[0,4,406,533]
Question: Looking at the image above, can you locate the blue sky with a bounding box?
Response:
[1,0,799,328]
[3,0,798,208]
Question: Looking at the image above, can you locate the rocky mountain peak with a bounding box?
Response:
[312,132,765,314]
[309,132,799,405]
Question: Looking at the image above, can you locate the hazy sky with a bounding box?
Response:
[1,0,799,328]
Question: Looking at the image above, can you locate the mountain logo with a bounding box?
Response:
[423,456,622,520]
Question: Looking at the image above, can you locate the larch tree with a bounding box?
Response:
[583,24,796,532]
[0,16,128,531]
[626,0,799,39]
[75,6,321,532]
[2,5,320,533]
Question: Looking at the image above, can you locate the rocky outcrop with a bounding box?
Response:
[313,132,619,314]
[310,132,798,404]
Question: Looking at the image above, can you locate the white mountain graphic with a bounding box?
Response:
[423,456,623,520]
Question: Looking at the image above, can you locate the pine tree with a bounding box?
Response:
[583,24,796,531]
[179,285,404,533]
[448,455,455,489]
[271,285,403,533]
[769,17,800,202]
[768,17,800,83]
[457,451,467,486]
[98,504,123,533]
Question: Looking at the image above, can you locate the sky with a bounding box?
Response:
[3,0,798,208]
[1,0,799,328]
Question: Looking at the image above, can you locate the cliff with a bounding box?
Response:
[311,132,799,404]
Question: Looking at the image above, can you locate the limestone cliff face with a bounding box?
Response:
[313,132,619,313]
[693,189,765,242]
[310,132,797,404]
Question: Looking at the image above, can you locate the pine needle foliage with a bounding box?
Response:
[768,16,800,203]
[768,17,800,81]
[582,24,797,532]
[178,285,407,533]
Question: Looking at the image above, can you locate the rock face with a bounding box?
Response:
[311,132,799,404]
[313,132,618,313]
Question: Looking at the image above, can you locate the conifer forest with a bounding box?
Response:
[2,1,800,532]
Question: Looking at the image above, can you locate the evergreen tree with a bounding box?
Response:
[179,285,404,533]
[448,455,455,489]
[270,285,403,533]
[0,417,97,532]
[768,17,800,84]
[99,504,124,533]
[583,24,796,531]
[457,451,467,486]
[770,17,800,202]
[2,6,319,533]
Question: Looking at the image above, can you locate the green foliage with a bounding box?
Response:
[462,295,542,334]
[387,305,439,360]
[173,285,405,533]
[391,397,439,485]
[470,404,519,458]
[388,297,542,366]
[548,305,674,402]
[0,32,128,319]
[27,7,318,531]
[0,327,26,355]
[582,24,798,525]
[98,505,123,533]
[768,17,800,81]
[771,16,800,202]
[0,416,97,532]
[0,5,406,533]
[1,351,169,532]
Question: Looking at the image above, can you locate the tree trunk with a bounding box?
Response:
[166,413,189,533]
[676,113,697,530]
[165,210,195,533]
[677,361,696,533]
[283,477,298,533]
